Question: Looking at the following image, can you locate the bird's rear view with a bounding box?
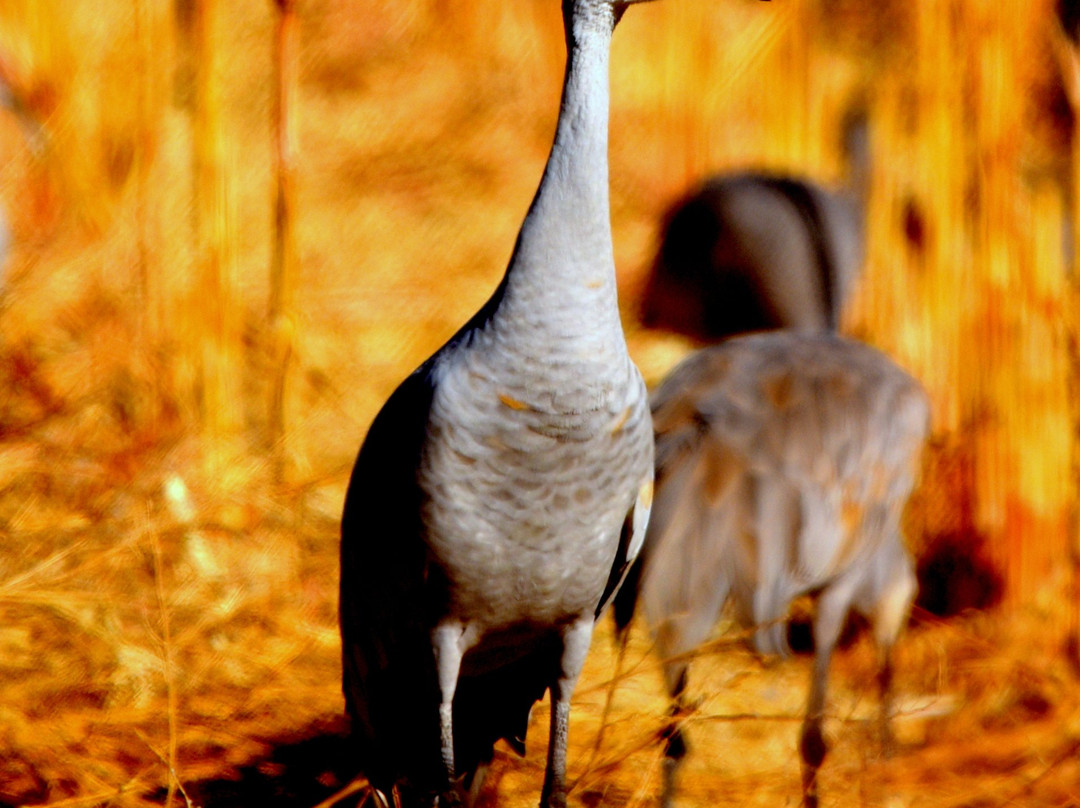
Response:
[613,332,929,808]
[339,2,656,806]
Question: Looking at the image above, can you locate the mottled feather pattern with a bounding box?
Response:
[422,331,653,627]
[636,331,929,656]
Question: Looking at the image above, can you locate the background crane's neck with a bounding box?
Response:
[486,1,625,355]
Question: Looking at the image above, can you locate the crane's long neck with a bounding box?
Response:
[488,0,624,353]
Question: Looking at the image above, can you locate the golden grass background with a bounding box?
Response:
[1,0,1080,805]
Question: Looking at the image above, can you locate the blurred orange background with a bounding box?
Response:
[1,0,1080,805]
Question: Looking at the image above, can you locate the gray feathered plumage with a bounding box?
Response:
[340,2,655,806]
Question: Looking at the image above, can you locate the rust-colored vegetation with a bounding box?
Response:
[0,0,1079,805]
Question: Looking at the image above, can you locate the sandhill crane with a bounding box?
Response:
[613,331,929,808]
[640,106,871,343]
[640,172,864,340]
[339,2,657,806]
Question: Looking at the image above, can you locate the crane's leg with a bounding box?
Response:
[432,622,471,808]
[801,583,851,808]
[652,605,726,808]
[540,617,594,808]
[870,552,916,758]
[660,665,690,808]
[877,644,897,757]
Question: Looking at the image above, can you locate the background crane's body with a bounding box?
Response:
[620,116,928,803]
[616,332,928,806]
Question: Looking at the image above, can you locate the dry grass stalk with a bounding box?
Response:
[188,0,244,479]
[1051,11,1080,670]
[149,518,180,808]
[132,0,167,352]
[268,0,299,484]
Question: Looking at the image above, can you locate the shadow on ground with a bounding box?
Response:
[160,717,367,808]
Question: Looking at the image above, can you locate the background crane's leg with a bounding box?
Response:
[752,479,800,656]
[432,622,469,807]
[651,590,729,808]
[876,644,897,757]
[870,546,917,758]
[540,617,594,808]
[801,581,852,808]
[659,665,689,808]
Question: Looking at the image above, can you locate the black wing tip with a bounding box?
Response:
[609,556,642,636]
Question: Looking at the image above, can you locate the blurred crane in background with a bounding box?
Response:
[612,107,932,805]
[614,333,929,808]
[639,111,870,341]
[339,0,656,806]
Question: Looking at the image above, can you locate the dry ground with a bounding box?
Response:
[0,0,1079,806]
